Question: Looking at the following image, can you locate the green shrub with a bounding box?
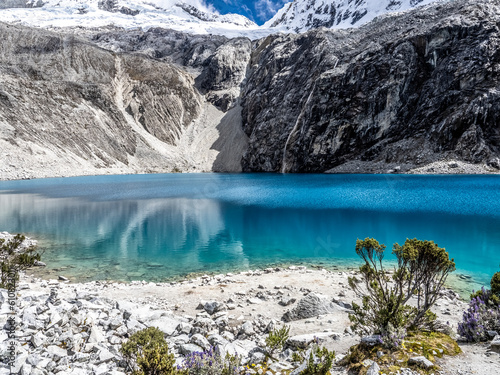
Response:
[121,327,180,375]
[490,270,500,297]
[299,345,335,375]
[348,238,455,335]
[470,267,500,307]
[265,325,290,356]
[0,234,41,288]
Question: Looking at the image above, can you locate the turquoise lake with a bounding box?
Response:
[0,173,498,293]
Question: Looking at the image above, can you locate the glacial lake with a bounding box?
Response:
[0,173,499,294]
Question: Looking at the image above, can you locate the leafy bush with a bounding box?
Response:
[121,327,179,375]
[299,345,335,375]
[0,234,41,288]
[471,269,500,307]
[348,238,455,335]
[491,271,500,296]
[182,346,243,375]
[265,325,290,356]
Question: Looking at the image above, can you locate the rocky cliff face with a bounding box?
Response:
[0,22,249,179]
[241,0,500,173]
[1,0,500,178]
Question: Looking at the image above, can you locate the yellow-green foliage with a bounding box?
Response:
[491,271,500,296]
[0,234,41,288]
[121,327,181,375]
[289,345,335,375]
[348,238,455,335]
[300,346,335,375]
[340,331,461,375]
[265,325,290,356]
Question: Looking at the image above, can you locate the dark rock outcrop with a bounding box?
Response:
[241,0,500,172]
[196,37,252,111]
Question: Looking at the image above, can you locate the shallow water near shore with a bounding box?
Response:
[0,173,498,294]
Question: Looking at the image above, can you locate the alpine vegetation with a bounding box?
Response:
[458,269,500,342]
[348,238,456,338]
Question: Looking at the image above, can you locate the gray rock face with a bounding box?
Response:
[92,29,251,112]
[0,22,206,178]
[196,38,252,111]
[2,0,500,178]
[90,28,228,70]
[204,301,225,315]
[282,293,339,322]
[0,22,255,178]
[241,0,500,173]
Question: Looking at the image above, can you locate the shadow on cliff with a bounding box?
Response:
[211,103,249,173]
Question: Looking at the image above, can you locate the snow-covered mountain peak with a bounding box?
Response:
[0,0,449,38]
[0,0,269,38]
[265,0,444,32]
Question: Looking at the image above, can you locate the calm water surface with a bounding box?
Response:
[0,173,498,293]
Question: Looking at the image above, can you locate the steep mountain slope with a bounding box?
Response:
[1,0,500,179]
[0,0,269,38]
[241,0,500,173]
[0,22,250,179]
[265,0,442,32]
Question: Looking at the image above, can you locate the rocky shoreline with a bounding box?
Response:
[1,159,499,181]
[2,235,500,375]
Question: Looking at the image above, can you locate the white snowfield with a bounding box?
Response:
[266,0,446,32]
[0,0,272,38]
[0,0,446,38]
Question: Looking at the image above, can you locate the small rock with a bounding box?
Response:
[240,321,255,336]
[247,298,262,305]
[408,356,434,369]
[361,335,381,346]
[487,330,498,339]
[490,335,500,354]
[204,301,225,315]
[190,334,211,351]
[88,325,106,344]
[366,361,380,375]
[179,343,204,356]
[282,293,341,322]
[123,310,132,320]
[279,297,296,306]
